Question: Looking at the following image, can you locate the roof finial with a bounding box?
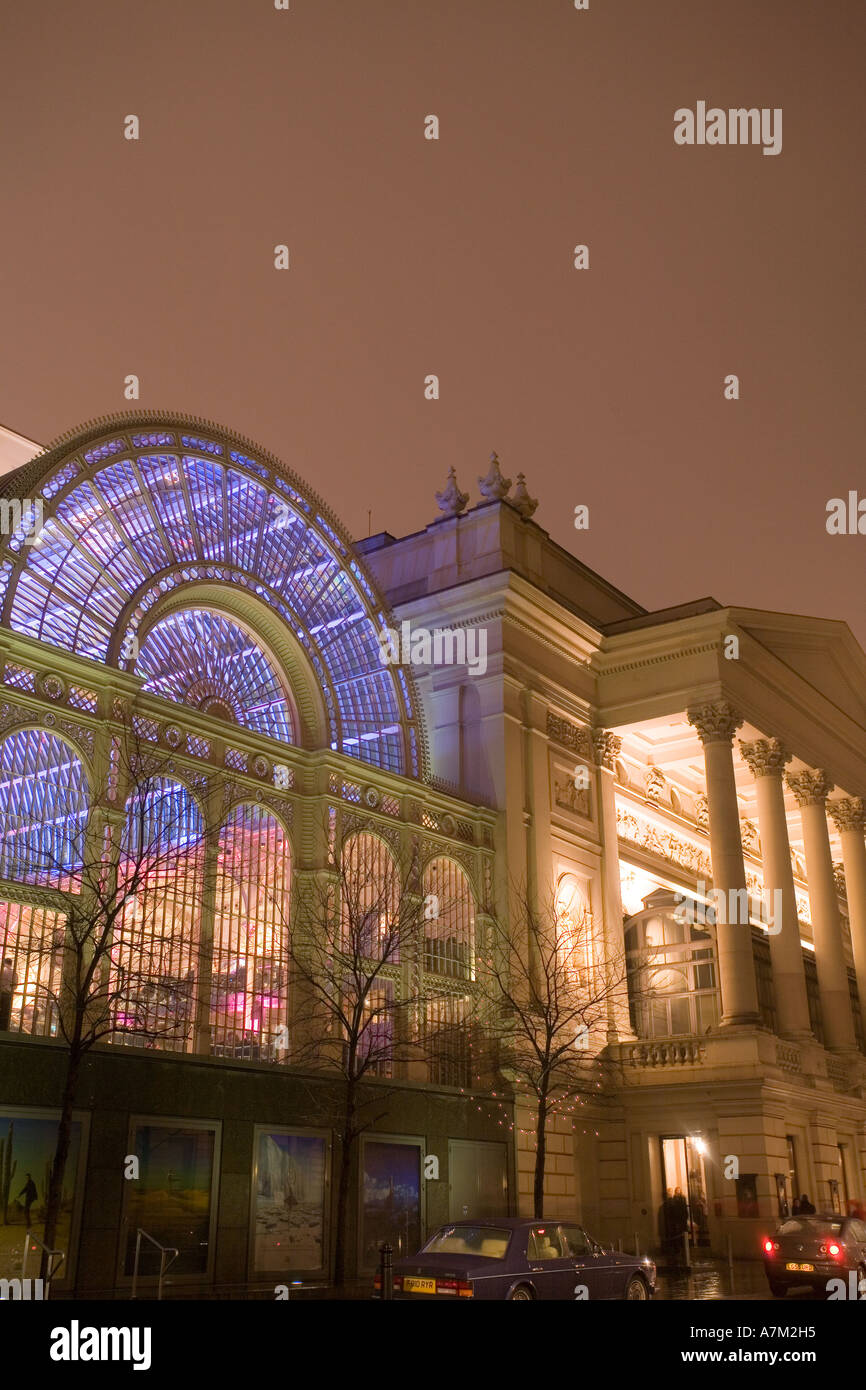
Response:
[434,466,469,518]
[511,472,538,519]
[478,451,512,503]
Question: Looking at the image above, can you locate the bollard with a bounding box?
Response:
[617,1237,623,1253]
[634,1232,640,1256]
[727,1233,734,1275]
[682,1230,691,1271]
[379,1242,394,1301]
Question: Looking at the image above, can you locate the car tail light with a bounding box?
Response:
[436,1278,474,1298]
[828,1242,842,1258]
[372,1274,403,1293]
[762,1239,779,1254]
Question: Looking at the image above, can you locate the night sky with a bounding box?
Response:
[1,1,863,641]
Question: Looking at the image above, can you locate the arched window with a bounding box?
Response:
[111,778,205,1051]
[135,609,296,744]
[422,858,476,1087]
[211,804,291,1058]
[341,832,400,1076]
[0,729,88,888]
[422,858,475,981]
[554,872,593,988]
[624,888,719,1038]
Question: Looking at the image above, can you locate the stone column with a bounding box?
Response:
[827,797,866,1043]
[688,701,760,1026]
[592,727,635,1042]
[786,771,857,1054]
[739,738,812,1040]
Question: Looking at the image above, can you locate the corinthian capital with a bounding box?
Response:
[785,769,834,806]
[738,737,790,779]
[828,797,866,833]
[591,728,621,771]
[687,700,743,745]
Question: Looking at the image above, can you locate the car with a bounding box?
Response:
[373,1217,657,1301]
[762,1214,866,1298]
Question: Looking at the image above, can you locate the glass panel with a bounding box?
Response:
[211,805,290,1059]
[135,609,296,744]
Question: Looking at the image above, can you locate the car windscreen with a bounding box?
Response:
[421,1226,511,1259]
[778,1219,842,1236]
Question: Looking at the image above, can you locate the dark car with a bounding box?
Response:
[762,1214,866,1298]
[374,1218,656,1301]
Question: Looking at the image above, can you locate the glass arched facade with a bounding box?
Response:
[0,419,424,775]
[0,414,487,1087]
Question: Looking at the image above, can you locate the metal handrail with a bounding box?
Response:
[22,1230,65,1288]
[130,1228,179,1301]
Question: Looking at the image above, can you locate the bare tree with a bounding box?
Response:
[287,825,433,1288]
[8,735,217,1279]
[481,884,627,1219]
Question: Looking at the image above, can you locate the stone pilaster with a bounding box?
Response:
[591,727,635,1043]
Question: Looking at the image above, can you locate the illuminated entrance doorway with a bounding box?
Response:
[660,1136,710,1247]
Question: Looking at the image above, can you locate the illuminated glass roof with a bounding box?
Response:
[0,415,424,775]
[135,609,296,743]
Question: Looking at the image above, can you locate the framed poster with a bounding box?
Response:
[358,1135,424,1272]
[250,1126,329,1276]
[0,1107,89,1287]
[121,1117,220,1282]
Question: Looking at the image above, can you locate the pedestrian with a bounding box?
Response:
[17,1172,38,1229]
[0,956,16,1030]
[798,1192,816,1215]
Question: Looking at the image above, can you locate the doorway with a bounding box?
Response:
[660,1136,710,1247]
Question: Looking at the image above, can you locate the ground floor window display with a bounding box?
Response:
[359,1136,423,1270]
[251,1127,329,1276]
[0,1108,87,1285]
[121,1119,220,1280]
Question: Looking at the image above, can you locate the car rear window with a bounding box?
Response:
[422,1226,511,1259]
[778,1219,842,1236]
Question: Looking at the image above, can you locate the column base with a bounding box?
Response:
[720,1013,762,1029]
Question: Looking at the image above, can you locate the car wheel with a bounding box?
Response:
[624,1275,648,1300]
[767,1279,787,1298]
[507,1284,534,1301]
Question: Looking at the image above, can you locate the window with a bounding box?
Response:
[528,1226,566,1261]
[625,891,720,1039]
[560,1224,591,1257]
[422,1226,510,1260]
[0,901,66,1037]
[136,609,296,744]
[111,778,205,1052]
[555,874,593,988]
[211,804,291,1059]
[803,953,824,1044]
[752,932,777,1033]
[0,730,88,888]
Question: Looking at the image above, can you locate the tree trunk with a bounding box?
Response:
[533,1091,548,1219]
[332,1076,357,1289]
[40,1046,81,1282]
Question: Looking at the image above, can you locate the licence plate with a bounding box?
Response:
[403,1276,437,1294]
[785,1262,814,1272]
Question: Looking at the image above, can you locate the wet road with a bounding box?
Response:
[654,1257,818,1301]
